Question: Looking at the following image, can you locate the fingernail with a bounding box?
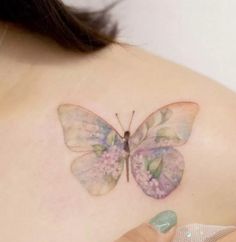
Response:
[148,210,177,233]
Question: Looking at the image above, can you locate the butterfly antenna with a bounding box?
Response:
[128,110,135,131]
[115,113,125,132]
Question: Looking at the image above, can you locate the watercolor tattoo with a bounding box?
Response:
[57,102,199,199]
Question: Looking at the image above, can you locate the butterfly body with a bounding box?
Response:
[123,130,131,182]
[58,102,199,199]
[123,130,131,152]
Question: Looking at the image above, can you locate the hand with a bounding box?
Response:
[114,210,177,242]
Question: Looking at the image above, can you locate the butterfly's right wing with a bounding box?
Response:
[129,102,199,199]
[58,104,127,196]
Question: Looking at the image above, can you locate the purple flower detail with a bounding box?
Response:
[131,147,184,199]
[87,146,126,180]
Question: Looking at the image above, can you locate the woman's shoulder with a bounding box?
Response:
[1,44,235,120]
[1,45,236,144]
[0,44,236,242]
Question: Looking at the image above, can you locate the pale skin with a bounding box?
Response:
[0,22,236,242]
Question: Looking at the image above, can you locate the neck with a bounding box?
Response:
[0,21,105,100]
[0,21,88,65]
[0,22,8,47]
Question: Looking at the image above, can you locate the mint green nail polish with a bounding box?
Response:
[149,210,177,233]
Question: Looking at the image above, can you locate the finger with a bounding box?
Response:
[151,225,177,242]
[114,210,177,242]
[115,223,159,242]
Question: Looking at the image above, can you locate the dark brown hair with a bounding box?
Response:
[0,0,119,52]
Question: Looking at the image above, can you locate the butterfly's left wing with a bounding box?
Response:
[58,104,127,196]
[129,102,199,199]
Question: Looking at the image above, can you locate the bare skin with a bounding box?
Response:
[216,231,236,242]
[0,23,236,242]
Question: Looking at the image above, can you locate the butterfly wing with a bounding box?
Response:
[131,147,185,199]
[129,102,199,199]
[58,104,127,196]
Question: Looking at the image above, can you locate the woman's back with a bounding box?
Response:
[0,23,236,242]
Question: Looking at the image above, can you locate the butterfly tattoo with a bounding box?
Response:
[57,102,199,199]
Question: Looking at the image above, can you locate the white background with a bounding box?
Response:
[64,0,236,92]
